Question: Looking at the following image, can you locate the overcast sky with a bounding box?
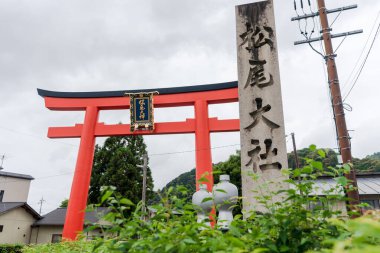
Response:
[0,0,379,214]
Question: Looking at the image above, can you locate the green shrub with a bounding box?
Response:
[83,146,371,253]
[22,241,98,253]
[0,244,23,253]
[25,146,380,252]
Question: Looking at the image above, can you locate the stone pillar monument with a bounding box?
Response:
[236,0,288,215]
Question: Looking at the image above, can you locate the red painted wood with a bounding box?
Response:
[194,100,213,192]
[41,86,239,240]
[43,88,238,111]
[209,118,239,132]
[63,107,98,240]
[47,118,239,138]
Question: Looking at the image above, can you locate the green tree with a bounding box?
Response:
[60,199,69,208]
[154,151,242,208]
[367,152,380,160]
[88,135,154,206]
[151,168,196,204]
[288,148,338,169]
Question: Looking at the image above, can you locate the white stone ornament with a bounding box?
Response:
[213,175,238,231]
[192,184,213,226]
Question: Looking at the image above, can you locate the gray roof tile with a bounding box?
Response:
[0,202,41,219]
[0,171,34,180]
[33,207,110,226]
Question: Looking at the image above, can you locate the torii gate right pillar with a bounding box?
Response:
[236,0,288,215]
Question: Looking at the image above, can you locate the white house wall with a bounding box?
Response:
[30,225,107,244]
[30,225,62,244]
[0,207,36,244]
[0,176,31,202]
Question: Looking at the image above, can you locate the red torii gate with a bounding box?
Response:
[38,81,239,240]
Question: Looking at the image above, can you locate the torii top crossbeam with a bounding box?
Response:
[38,81,240,240]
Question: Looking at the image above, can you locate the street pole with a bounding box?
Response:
[291,133,300,168]
[38,197,45,214]
[141,154,148,216]
[317,0,361,214]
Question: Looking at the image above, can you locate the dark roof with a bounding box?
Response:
[318,172,380,179]
[33,207,110,226]
[37,81,238,98]
[356,172,380,178]
[313,176,380,195]
[0,171,34,180]
[0,202,41,219]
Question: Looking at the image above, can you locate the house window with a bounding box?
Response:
[0,225,3,232]
[0,190,4,202]
[51,234,62,243]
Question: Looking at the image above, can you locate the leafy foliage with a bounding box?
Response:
[80,146,379,253]
[152,151,242,206]
[25,146,380,253]
[161,149,380,201]
[22,241,99,253]
[366,152,380,160]
[151,169,196,204]
[288,148,339,169]
[59,199,68,208]
[0,244,22,253]
[352,156,380,172]
[310,211,380,253]
[88,135,154,209]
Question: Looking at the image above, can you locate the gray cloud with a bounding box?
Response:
[0,0,378,214]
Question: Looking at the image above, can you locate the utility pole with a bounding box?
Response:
[38,197,46,214]
[0,154,5,170]
[291,133,300,168]
[291,0,361,215]
[316,0,360,213]
[140,154,148,216]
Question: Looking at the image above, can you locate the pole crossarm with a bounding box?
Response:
[291,4,358,21]
[294,29,363,45]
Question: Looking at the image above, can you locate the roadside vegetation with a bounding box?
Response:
[20,146,380,252]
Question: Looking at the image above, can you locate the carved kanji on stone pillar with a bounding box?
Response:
[236,0,288,215]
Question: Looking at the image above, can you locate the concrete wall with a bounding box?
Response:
[0,176,31,202]
[30,225,62,244]
[0,207,36,244]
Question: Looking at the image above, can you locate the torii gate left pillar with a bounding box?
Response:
[63,106,99,239]
[38,82,239,240]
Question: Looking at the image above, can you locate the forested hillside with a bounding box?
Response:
[159,149,380,195]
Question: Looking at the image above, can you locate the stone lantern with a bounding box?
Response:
[192,184,213,226]
[213,174,238,231]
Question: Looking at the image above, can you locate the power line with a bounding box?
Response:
[342,11,380,91]
[0,172,73,185]
[343,19,380,101]
[0,142,242,184]
[330,8,343,27]
[149,143,240,156]
[0,125,78,147]
[294,0,325,58]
